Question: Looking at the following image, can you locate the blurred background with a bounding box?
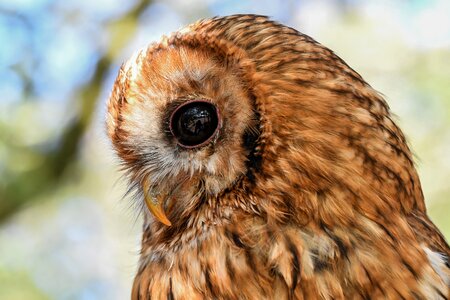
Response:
[0,0,449,299]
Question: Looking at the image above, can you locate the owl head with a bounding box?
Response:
[107,29,265,226]
[107,15,423,230]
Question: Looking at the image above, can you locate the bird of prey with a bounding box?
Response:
[107,14,449,299]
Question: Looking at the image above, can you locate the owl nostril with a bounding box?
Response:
[169,100,220,148]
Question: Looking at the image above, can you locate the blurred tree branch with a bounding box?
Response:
[0,0,152,222]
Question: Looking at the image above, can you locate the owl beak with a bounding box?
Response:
[142,181,172,226]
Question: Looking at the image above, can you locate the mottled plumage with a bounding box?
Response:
[107,15,450,299]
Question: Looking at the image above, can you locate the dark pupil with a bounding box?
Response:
[171,102,218,147]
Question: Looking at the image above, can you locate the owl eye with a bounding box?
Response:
[170,100,220,148]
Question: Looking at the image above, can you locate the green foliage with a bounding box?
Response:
[0,268,49,300]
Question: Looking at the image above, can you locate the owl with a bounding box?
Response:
[107,15,449,299]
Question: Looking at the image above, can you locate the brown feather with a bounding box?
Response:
[107,14,450,299]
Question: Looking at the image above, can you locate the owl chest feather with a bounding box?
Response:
[132,214,449,300]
